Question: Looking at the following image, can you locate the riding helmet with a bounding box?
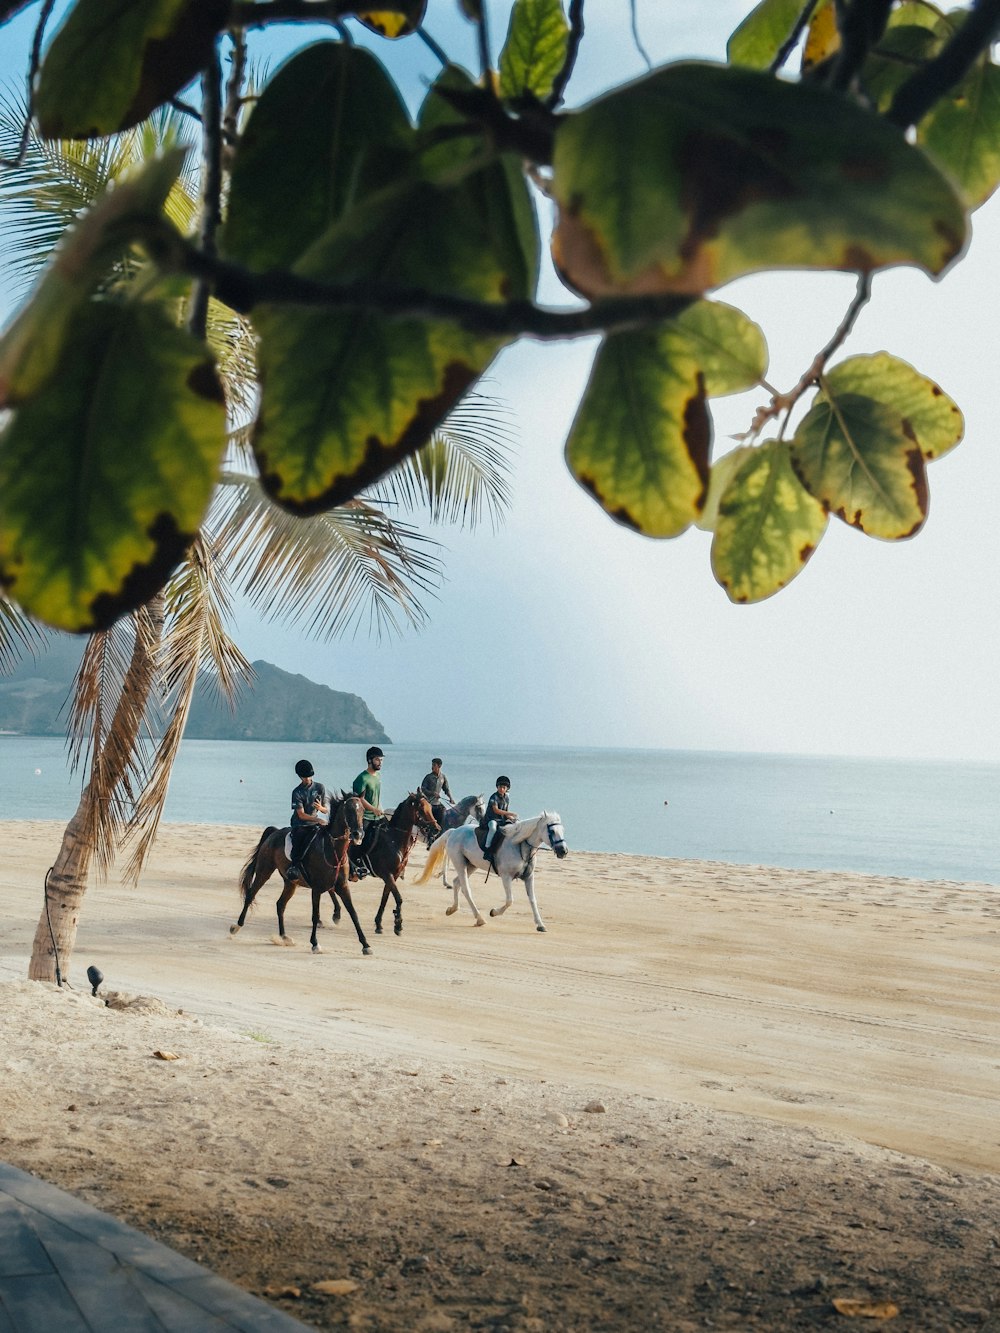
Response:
[496,775,511,787]
[366,746,384,762]
[294,759,314,777]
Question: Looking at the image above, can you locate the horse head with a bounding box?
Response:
[472,794,486,823]
[543,811,568,859]
[412,790,440,836]
[343,794,365,845]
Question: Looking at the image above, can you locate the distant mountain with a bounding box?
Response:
[186,661,390,743]
[0,641,390,744]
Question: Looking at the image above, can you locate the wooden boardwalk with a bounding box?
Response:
[0,1162,309,1332]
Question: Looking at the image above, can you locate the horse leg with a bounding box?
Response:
[449,862,485,926]
[231,855,274,935]
[388,878,403,935]
[275,883,298,946]
[489,872,515,920]
[522,868,547,932]
[310,885,324,953]
[335,886,373,955]
[330,889,341,925]
[374,883,389,934]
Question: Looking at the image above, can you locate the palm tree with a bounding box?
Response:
[0,88,514,983]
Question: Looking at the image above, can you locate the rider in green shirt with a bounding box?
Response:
[351,746,385,877]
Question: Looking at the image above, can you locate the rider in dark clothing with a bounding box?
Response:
[285,759,329,883]
[420,757,453,830]
[481,776,517,862]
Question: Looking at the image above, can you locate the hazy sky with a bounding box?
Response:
[2,2,999,760]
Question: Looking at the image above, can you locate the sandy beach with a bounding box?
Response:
[2,819,999,1330]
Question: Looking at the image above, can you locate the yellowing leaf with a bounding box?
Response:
[802,0,838,72]
[551,62,967,298]
[356,0,426,37]
[312,1279,360,1295]
[0,302,225,632]
[499,0,570,102]
[564,301,765,538]
[789,353,962,541]
[832,1297,899,1319]
[711,441,828,602]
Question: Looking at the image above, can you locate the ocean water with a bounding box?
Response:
[1,735,996,884]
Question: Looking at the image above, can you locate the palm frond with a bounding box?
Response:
[121,535,252,883]
[74,603,163,877]
[368,392,515,531]
[0,595,45,674]
[210,473,440,642]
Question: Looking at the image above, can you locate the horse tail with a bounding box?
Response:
[416,834,449,885]
[239,826,278,906]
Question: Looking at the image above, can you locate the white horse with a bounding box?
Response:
[417,811,567,932]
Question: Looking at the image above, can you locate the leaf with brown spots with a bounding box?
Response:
[253,164,537,514]
[789,353,963,541]
[550,62,967,298]
[35,0,227,139]
[564,300,766,537]
[0,302,225,632]
[711,441,828,603]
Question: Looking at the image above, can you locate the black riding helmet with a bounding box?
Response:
[295,759,314,778]
[366,746,384,762]
[496,776,511,788]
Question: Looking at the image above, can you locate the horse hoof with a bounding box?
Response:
[474,918,486,927]
[278,935,296,948]
[363,945,373,955]
[394,922,402,936]
[445,905,458,916]
[375,924,383,934]
[489,908,498,917]
[316,919,325,929]
[537,925,547,932]
[229,924,240,936]
[312,944,322,954]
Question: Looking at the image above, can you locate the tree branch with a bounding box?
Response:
[546,0,584,109]
[141,224,694,337]
[770,0,822,74]
[828,0,894,91]
[0,0,56,169]
[744,272,872,440]
[888,0,1000,127]
[188,45,224,341]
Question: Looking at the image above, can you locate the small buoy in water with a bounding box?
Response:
[34,768,41,776]
[663,800,669,806]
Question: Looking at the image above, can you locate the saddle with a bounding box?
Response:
[475,825,506,869]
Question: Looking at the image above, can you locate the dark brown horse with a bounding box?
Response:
[231,794,369,954]
[359,791,439,936]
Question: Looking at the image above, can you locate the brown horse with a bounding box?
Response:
[358,791,439,936]
[231,794,369,954]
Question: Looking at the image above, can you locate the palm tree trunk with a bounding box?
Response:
[27,598,164,983]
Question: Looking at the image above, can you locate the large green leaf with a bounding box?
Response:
[712,441,828,603]
[35,0,227,139]
[789,353,963,540]
[564,301,766,537]
[253,168,536,514]
[727,0,804,70]
[551,62,967,298]
[0,149,186,407]
[918,60,1000,208]
[0,302,226,631]
[223,43,413,273]
[499,0,570,101]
